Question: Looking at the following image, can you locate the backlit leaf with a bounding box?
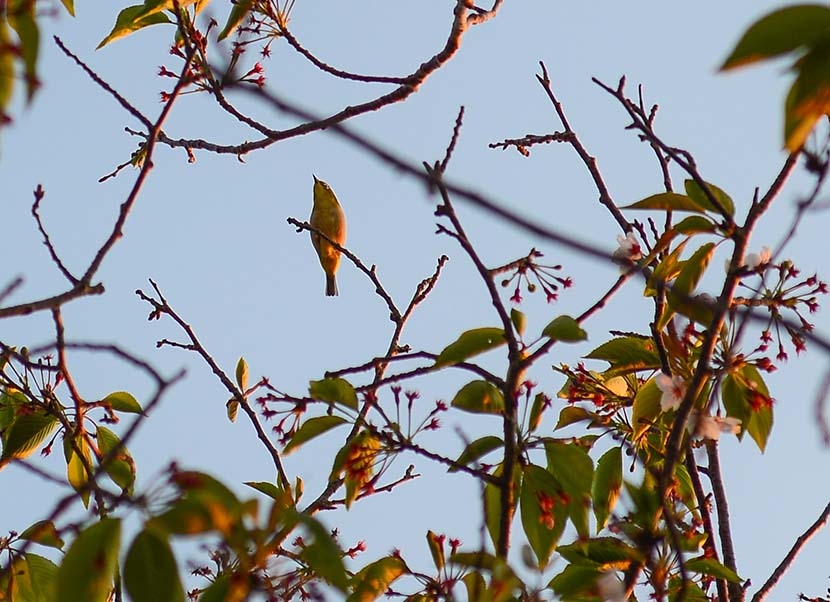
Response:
[451,380,505,414]
[124,529,184,602]
[284,415,348,455]
[434,327,506,367]
[56,518,121,602]
[542,315,586,342]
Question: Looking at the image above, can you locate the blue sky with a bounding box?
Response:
[2,1,829,599]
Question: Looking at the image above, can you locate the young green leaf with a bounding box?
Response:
[520,464,567,567]
[0,409,58,467]
[426,530,445,571]
[632,377,662,441]
[548,564,600,598]
[226,399,239,423]
[451,380,505,414]
[673,215,717,235]
[623,192,707,213]
[19,520,64,550]
[510,308,526,337]
[592,447,622,531]
[783,45,830,151]
[545,441,593,538]
[434,327,506,367]
[684,179,735,217]
[685,555,741,582]
[218,0,253,40]
[292,512,349,592]
[346,556,406,602]
[720,5,830,70]
[554,406,595,430]
[7,3,39,102]
[103,391,144,414]
[124,529,184,602]
[96,425,136,493]
[235,356,249,391]
[584,336,660,374]
[56,518,121,602]
[309,377,358,410]
[450,435,502,471]
[97,5,172,49]
[542,315,586,342]
[284,415,348,455]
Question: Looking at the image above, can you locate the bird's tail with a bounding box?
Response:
[326,274,338,297]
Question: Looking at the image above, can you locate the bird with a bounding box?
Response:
[309,175,347,296]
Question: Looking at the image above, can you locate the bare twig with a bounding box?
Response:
[751,501,830,602]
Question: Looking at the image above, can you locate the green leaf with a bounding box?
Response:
[662,242,716,329]
[103,391,144,414]
[20,553,59,601]
[235,356,248,390]
[520,464,567,567]
[96,425,136,493]
[685,555,741,582]
[632,377,662,441]
[743,365,773,452]
[244,481,285,501]
[557,537,642,570]
[284,415,348,455]
[451,380,505,414]
[450,435,502,472]
[673,215,717,235]
[56,518,121,602]
[462,572,487,602]
[309,378,358,410]
[97,5,172,49]
[226,399,239,423]
[0,22,14,112]
[545,442,593,538]
[624,192,707,213]
[293,512,349,591]
[7,1,40,102]
[124,529,184,602]
[721,4,830,70]
[554,406,595,430]
[527,392,548,432]
[723,366,773,452]
[592,447,622,531]
[672,242,716,298]
[483,463,521,550]
[65,435,93,507]
[542,315,587,342]
[426,530,445,571]
[346,556,406,602]
[0,407,58,465]
[548,564,600,598]
[584,336,660,374]
[434,327,506,367]
[784,44,830,151]
[684,179,735,217]
[645,238,689,298]
[510,309,526,337]
[20,520,65,550]
[218,0,253,40]
[197,576,230,602]
[674,462,699,516]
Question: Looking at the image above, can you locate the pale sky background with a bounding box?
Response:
[2,1,830,600]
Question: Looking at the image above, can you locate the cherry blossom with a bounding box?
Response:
[655,373,686,411]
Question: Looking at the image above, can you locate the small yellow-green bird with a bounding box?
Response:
[310,175,347,296]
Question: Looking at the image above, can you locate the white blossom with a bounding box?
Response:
[613,233,643,265]
[689,412,742,441]
[744,246,772,269]
[655,373,685,412]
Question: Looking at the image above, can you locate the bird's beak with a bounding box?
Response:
[312,174,319,183]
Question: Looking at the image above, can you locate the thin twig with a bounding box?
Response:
[751,500,830,602]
